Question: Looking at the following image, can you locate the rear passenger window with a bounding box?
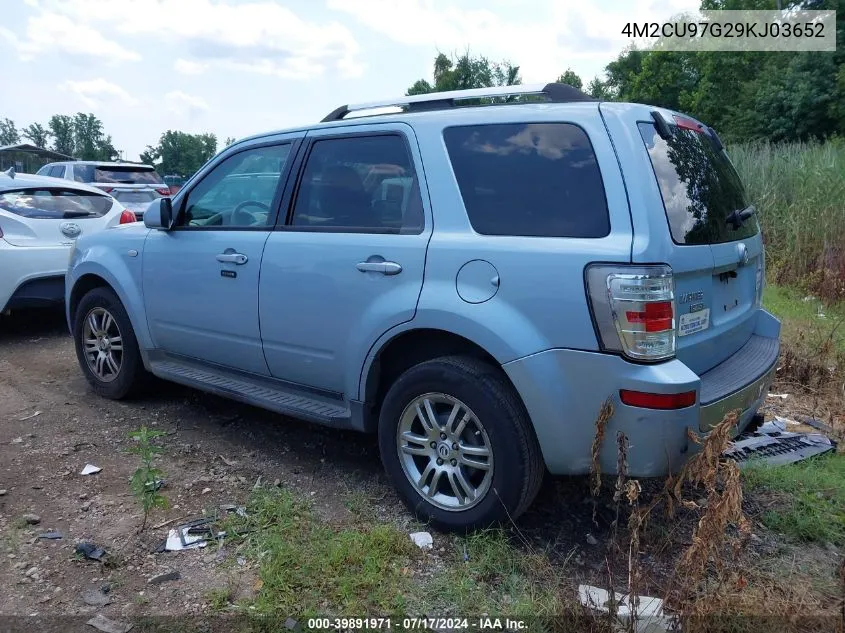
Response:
[444,123,609,238]
[290,135,423,234]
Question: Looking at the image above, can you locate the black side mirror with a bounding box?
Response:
[160,197,174,229]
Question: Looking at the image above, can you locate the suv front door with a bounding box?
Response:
[142,137,301,374]
[259,123,431,397]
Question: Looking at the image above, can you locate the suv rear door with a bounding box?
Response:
[258,122,431,397]
[600,103,763,375]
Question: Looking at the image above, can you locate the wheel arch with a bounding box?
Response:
[360,327,528,433]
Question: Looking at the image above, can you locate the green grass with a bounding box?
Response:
[229,488,417,617]
[763,284,845,375]
[221,487,580,622]
[730,139,845,297]
[425,530,574,618]
[743,454,845,545]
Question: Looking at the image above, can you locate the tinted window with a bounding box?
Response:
[638,122,758,245]
[180,144,291,228]
[443,123,609,238]
[0,188,113,218]
[49,165,65,178]
[36,165,51,176]
[291,135,423,233]
[94,166,163,184]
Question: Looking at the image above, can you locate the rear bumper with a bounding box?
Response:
[0,241,71,312]
[503,309,781,477]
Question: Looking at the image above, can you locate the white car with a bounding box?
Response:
[36,161,170,220]
[0,168,136,315]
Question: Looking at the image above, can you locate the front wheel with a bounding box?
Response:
[73,287,150,399]
[378,356,544,532]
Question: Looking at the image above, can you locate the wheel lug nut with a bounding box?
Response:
[440,433,447,440]
[450,459,457,467]
[452,443,458,450]
[436,458,444,466]
[430,442,437,449]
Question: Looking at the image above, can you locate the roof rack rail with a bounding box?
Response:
[320,82,596,122]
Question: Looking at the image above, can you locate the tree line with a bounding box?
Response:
[0,112,228,177]
[409,0,844,143]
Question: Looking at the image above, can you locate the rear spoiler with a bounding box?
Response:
[650,110,725,152]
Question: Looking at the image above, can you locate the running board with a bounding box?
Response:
[148,359,351,428]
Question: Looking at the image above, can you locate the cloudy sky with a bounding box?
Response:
[1,0,699,160]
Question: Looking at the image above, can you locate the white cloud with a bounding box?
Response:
[327,0,698,82]
[165,91,210,117]
[59,78,137,108]
[3,12,140,62]
[174,58,208,75]
[34,0,363,79]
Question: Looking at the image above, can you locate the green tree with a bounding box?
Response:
[73,113,118,161]
[0,118,20,145]
[141,130,217,177]
[48,115,75,156]
[224,136,236,147]
[406,51,521,95]
[556,68,583,90]
[22,123,50,149]
[586,77,613,100]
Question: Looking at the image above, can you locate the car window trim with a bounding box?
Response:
[170,138,303,232]
[441,120,612,239]
[276,129,425,235]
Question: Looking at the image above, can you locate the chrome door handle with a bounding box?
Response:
[356,261,402,275]
[216,252,248,265]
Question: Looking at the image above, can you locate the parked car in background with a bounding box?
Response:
[1,168,135,315]
[66,83,780,531]
[36,161,169,220]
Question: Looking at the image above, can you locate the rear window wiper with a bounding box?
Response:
[726,206,755,229]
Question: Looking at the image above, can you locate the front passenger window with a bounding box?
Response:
[178,144,291,228]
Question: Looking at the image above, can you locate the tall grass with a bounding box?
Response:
[729,139,845,299]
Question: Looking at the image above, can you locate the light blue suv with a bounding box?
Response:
[66,83,780,531]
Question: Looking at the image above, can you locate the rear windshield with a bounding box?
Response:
[638,122,758,245]
[0,188,113,219]
[114,191,158,203]
[76,165,163,185]
[444,123,610,238]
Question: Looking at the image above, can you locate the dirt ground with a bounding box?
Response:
[0,309,841,622]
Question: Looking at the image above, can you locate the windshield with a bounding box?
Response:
[0,188,113,219]
[76,165,163,185]
[638,122,758,245]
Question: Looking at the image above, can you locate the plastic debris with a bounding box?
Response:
[585,533,599,546]
[18,410,41,421]
[80,464,102,475]
[86,614,133,633]
[724,420,835,467]
[579,585,674,632]
[164,527,208,551]
[37,531,63,540]
[75,542,107,561]
[409,531,433,550]
[221,504,248,518]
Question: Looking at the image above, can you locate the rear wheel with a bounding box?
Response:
[73,287,150,399]
[378,356,544,532]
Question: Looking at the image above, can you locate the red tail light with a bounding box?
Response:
[625,301,674,333]
[620,389,696,410]
[673,115,704,133]
[100,187,114,194]
[119,210,136,224]
[156,188,170,196]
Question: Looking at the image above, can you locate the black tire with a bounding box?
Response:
[378,355,545,532]
[73,286,151,399]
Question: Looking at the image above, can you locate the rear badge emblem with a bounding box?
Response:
[61,222,81,238]
[736,242,749,267]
